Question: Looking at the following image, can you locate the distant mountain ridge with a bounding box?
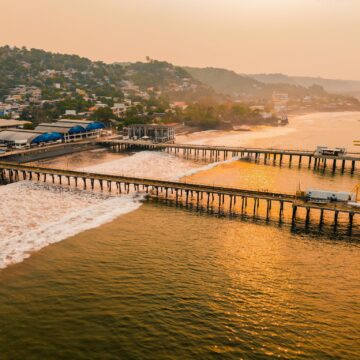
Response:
[1,45,359,104]
[185,67,329,99]
[250,73,360,97]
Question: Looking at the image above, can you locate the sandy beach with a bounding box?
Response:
[176,111,360,151]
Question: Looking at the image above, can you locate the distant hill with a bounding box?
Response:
[1,46,359,105]
[184,67,262,96]
[185,67,329,99]
[0,46,216,102]
[251,73,360,97]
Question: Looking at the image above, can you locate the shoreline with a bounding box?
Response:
[176,110,360,150]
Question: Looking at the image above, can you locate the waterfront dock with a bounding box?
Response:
[1,162,359,234]
[0,141,97,163]
[99,140,360,174]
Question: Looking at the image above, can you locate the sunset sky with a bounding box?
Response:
[1,0,360,80]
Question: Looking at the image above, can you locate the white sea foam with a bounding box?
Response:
[0,151,208,269]
[80,150,242,181]
[0,181,143,269]
[80,151,204,180]
[174,156,241,179]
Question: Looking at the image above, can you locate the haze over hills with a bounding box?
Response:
[1,45,360,127]
[1,45,359,104]
[185,67,360,99]
[250,73,360,98]
[185,67,331,99]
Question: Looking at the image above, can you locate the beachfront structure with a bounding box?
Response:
[0,120,105,148]
[35,120,105,142]
[0,119,31,130]
[0,129,62,148]
[57,119,106,132]
[126,124,175,143]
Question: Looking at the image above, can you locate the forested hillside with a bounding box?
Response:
[0,46,215,102]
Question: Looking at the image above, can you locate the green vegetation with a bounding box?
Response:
[22,122,35,130]
[2,45,358,130]
[91,107,116,123]
[0,46,213,104]
[123,105,151,126]
[162,103,276,130]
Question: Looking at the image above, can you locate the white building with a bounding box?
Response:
[65,110,77,116]
[112,103,127,117]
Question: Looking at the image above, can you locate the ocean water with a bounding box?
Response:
[0,205,359,359]
[0,152,207,270]
[0,182,144,269]
[1,112,360,359]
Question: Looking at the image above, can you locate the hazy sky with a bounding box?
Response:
[1,0,360,79]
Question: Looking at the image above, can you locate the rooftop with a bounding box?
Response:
[0,119,31,128]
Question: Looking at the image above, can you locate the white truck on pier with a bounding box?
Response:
[315,146,346,157]
[305,189,355,203]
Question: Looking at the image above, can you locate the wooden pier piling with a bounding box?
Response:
[1,161,359,235]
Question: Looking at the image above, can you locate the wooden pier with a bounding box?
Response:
[1,162,359,234]
[99,140,360,174]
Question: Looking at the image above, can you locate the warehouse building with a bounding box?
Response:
[0,119,31,130]
[35,120,105,142]
[58,119,105,132]
[0,129,62,149]
[0,120,105,149]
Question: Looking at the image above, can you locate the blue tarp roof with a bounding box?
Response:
[31,132,63,144]
[86,122,105,131]
[68,125,86,134]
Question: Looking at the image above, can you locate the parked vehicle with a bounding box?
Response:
[314,146,346,157]
[305,189,355,202]
[14,140,30,149]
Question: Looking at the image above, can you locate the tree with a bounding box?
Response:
[91,107,116,122]
[23,122,35,130]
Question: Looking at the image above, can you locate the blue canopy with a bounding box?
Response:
[48,132,63,141]
[86,121,105,131]
[31,132,63,144]
[68,125,86,134]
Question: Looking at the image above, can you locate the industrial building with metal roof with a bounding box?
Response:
[35,123,86,134]
[35,120,105,135]
[58,119,105,131]
[0,129,48,146]
[0,120,105,148]
[0,119,31,130]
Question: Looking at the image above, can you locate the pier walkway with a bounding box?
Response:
[0,141,96,163]
[99,140,360,173]
[1,162,359,233]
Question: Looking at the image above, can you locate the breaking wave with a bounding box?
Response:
[80,150,240,180]
[0,151,213,269]
[0,181,143,269]
[80,151,204,180]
